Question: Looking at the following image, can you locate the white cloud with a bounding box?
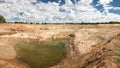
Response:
[78,0,93,5]
[4,0,17,4]
[99,0,113,5]
[65,0,72,5]
[0,0,120,23]
[112,7,120,10]
[98,0,114,15]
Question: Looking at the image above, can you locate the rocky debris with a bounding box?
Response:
[69,34,75,37]
[79,33,120,68]
[67,34,80,58]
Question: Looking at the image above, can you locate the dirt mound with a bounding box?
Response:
[74,29,101,55]
[78,34,120,68]
[51,34,120,68]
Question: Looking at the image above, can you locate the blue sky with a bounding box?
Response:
[39,0,120,14]
[0,0,120,23]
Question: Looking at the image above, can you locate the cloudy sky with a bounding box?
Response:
[0,0,120,23]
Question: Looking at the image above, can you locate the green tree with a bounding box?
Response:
[0,15,6,23]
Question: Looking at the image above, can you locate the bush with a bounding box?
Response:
[0,15,6,23]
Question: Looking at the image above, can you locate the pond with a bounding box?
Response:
[14,39,68,68]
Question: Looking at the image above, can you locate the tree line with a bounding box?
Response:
[0,15,120,24]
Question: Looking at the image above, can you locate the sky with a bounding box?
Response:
[0,0,120,23]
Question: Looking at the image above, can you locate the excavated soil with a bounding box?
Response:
[0,24,120,68]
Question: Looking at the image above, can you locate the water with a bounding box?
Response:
[14,40,68,68]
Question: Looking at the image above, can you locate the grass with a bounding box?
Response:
[14,39,68,68]
[113,45,120,64]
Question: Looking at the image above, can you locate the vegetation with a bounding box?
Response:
[40,21,120,24]
[114,45,120,64]
[0,15,120,24]
[108,21,120,24]
[0,15,6,23]
[14,21,25,24]
[14,40,68,68]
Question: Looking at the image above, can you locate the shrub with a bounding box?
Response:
[0,15,6,23]
[14,21,25,24]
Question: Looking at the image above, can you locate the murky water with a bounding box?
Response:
[14,40,68,68]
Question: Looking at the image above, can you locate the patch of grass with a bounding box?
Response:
[113,45,120,64]
[14,40,68,68]
[39,27,49,30]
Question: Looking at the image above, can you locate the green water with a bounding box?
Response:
[14,40,68,68]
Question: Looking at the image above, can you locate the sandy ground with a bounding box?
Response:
[0,23,120,68]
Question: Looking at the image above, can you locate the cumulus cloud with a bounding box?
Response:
[99,0,113,5]
[98,0,113,14]
[79,0,93,5]
[0,0,120,23]
[113,7,120,10]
